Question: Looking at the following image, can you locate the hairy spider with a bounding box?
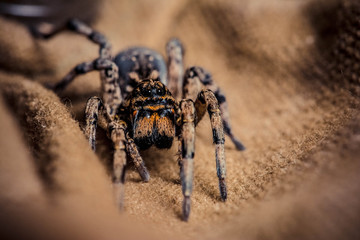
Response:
[49,19,245,221]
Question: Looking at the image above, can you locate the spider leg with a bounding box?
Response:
[51,19,121,116]
[45,19,133,209]
[178,99,196,221]
[67,18,112,60]
[184,66,245,151]
[84,96,105,151]
[107,120,128,209]
[85,97,125,203]
[85,97,150,187]
[52,56,121,118]
[166,38,185,100]
[125,134,150,182]
[195,89,227,200]
[52,60,96,93]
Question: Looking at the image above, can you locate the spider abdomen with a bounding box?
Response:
[114,47,167,98]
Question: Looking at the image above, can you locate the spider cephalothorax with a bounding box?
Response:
[47,19,245,221]
[123,78,177,150]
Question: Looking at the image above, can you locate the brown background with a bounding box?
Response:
[0,0,359,239]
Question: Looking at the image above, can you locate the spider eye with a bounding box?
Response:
[141,88,152,97]
[156,88,165,96]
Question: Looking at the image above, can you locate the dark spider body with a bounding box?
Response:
[111,47,177,150]
[48,19,245,221]
[113,47,167,98]
[122,78,177,150]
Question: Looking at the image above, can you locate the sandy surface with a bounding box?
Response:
[0,0,359,239]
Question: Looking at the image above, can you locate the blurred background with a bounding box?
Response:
[0,0,359,239]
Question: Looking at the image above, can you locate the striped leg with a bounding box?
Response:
[125,134,150,182]
[84,98,129,185]
[184,66,245,150]
[166,38,185,100]
[195,89,227,201]
[108,120,128,209]
[49,19,113,93]
[84,96,105,151]
[52,56,121,119]
[67,18,112,59]
[67,20,121,118]
[52,60,96,93]
[178,99,196,221]
[85,99,148,208]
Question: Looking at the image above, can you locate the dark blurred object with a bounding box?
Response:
[0,0,101,38]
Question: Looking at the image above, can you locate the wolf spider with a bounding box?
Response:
[48,19,245,221]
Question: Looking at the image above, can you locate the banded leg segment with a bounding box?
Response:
[51,19,114,93]
[85,98,130,208]
[52,61,95,92]
[68,19,112,59]
[85,97,128,185]
[178,99,196,221]
[195,89,227,201]
[125,134,150,182]
[84,96,105,151]
[53,19,122,118]
[166,38,185,100]
[108,120,128,209]
[184,66,245,151]
[53,57,122,119]
[98,59,122,118]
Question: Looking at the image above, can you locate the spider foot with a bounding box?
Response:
[44,82,55,91]
[139,169,150,182]
[219,178,227,201]
[113,182,125,210]
[224,123,246,151]
[231,136,246,151]
[182,196,191,221]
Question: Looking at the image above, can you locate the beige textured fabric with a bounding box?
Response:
[0,0,359,239]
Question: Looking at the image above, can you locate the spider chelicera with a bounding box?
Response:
[47,19,245,221]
